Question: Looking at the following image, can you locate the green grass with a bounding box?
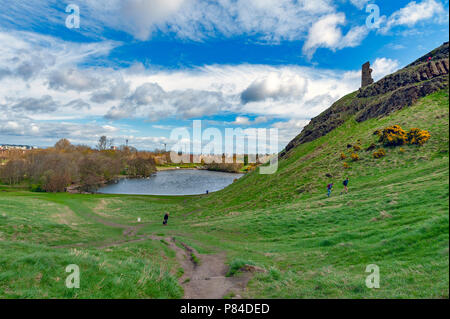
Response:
[0,90,448,298]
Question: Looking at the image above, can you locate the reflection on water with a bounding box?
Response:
[97,169,244,196]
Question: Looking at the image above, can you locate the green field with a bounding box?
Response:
[0,90,448,298]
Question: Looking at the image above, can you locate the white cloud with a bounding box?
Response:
[48,69,100,92]
[271,119,311,145]
[371,57,400,80]
[119,0,187,40]
[349,0,370,10]
[302,13,369,58]
[233,116,251,126]
[0,30,402,150]
[241,72,308,104]
[1,0,335,43]
[380,0,446,34]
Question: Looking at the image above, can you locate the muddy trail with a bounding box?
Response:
[150,235,253,299]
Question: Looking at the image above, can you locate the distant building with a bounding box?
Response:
[0,144,37,150]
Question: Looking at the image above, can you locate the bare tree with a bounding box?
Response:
[97,136,113,151]
[54,138,73,151]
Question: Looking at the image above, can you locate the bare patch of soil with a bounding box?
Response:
[150,236,252,299]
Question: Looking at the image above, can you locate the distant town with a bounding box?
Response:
[0,144,38,151]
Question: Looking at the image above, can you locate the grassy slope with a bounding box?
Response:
[0,192,185,298]
[0,90,448,298]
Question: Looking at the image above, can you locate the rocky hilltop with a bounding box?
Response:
[281,42,449,158]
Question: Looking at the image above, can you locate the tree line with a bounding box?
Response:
[0,137,156,192]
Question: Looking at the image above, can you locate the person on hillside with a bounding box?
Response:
[327,183,333,197]
[163,212,169,226]
[341,177,349,194]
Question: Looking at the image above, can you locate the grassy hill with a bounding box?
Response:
[0,89,447,298]
[0,48,448,298]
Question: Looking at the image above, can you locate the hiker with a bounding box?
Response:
[163,212,169,226]
[206,190,209,194]
[327,183,333,197]
[342,177,349,194]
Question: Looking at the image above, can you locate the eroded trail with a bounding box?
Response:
[150,236,252,299]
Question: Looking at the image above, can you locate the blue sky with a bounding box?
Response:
[0,0,448,152]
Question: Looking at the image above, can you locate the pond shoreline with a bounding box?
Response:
[97,169,244,196]
[156,166,200,171]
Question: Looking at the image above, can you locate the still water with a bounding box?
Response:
[97,169,244,196]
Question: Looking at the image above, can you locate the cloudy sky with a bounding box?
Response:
[0,0,448,152]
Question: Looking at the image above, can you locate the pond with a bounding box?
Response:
[97,169,244,196]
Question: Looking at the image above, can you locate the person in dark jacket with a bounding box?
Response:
[163,213,169,225]
[342,177,349,194]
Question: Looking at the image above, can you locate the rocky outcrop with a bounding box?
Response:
[355,75,448,122]
[280,42,449,158]
[357,58,449,99]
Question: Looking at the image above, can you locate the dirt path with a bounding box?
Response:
[53,201,254,298]
[150,235,252,299]
[55,232,253,298]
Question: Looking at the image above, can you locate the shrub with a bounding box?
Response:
[343,162,350,169]
[340,152,347,160]
[407,128,431,145]
[373,148,386,159]
[127,157,156,177]
[373,129,381,136]
[226,258,255,277]
[399,147,406,153]
[379,125,407,146]
[366,143,376,151]
[351,153,359,161]
[204,162,244,173]
[353,145,361,152]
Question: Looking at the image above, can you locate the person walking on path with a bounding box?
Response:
[341,177,349,194]
[327,183,333,197]
[163,212,169,226]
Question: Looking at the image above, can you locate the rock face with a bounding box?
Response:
[280,42,449,158]
[361,61,374,87]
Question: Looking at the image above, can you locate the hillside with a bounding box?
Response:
[281,42,449,158]
[0,46,448,298]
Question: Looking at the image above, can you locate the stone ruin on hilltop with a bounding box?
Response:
[361,61,374,88]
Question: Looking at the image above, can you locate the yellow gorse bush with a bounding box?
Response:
[373,148,386,158]
[407,128,431,145]
[351,153,359,161]
[379,125,407,146]
[340,152,347,160]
